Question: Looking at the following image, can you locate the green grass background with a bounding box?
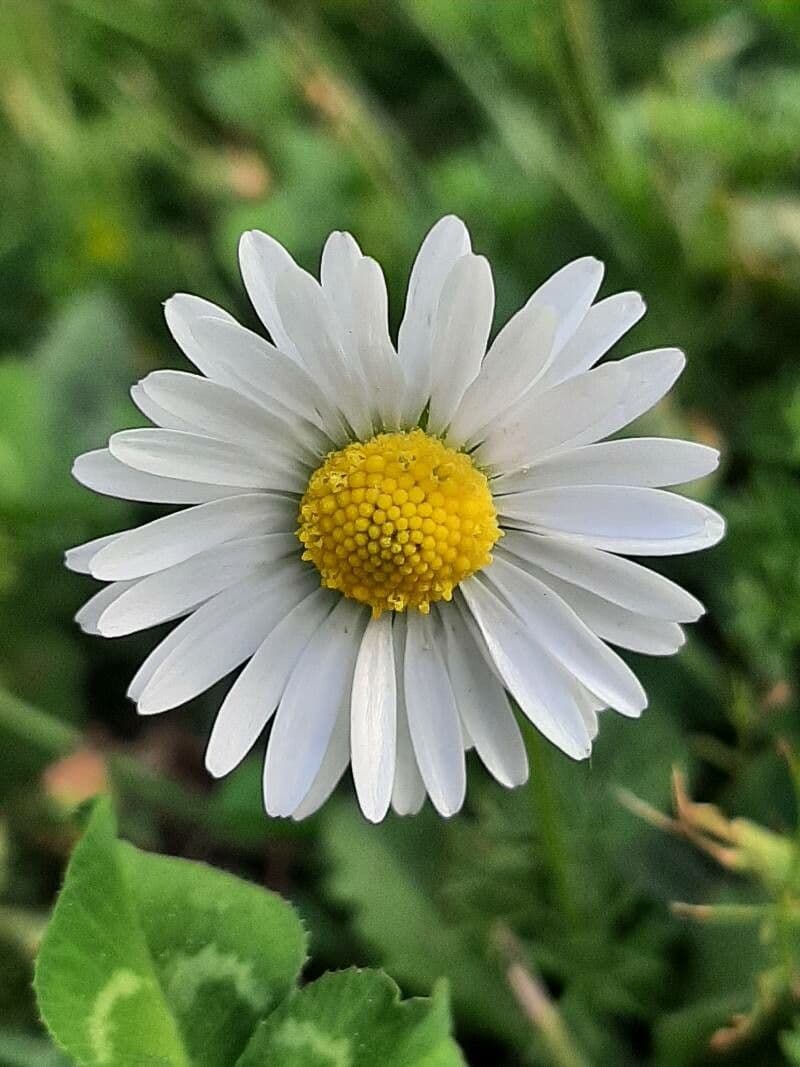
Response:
[1,1,800,1063]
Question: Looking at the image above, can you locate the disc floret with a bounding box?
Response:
[298,429,501,616]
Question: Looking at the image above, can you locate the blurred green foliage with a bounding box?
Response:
[1,0,800,1063]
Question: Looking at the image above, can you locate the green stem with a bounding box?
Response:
[0,686,79,759]
[671,901,774,925]
[525,726,577,925]
[559,0,610,144]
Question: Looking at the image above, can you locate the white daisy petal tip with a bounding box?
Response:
[705,511,726,546]
[134,691,164,717]
[428,213,470,239]
[163,292,202,333]
[501,764,530,789]
[65,535,116,575]
[621,290,646,317]
[572,737,593,761]
[360,805,388,826]
[237,228,261,258]
[621,687,648,720]
[585,254,604,275]
[70,453,89,486]
[662,347,686,378]
[564,254,605,297]
[203,748,229,780]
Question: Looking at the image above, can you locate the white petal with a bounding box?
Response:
[439,606,528,788]
[456,597,510,686]
[403,611,466,817]
[97,535,297,637]
[353,257,405,431]
[576,688,601,740]
[290,701,351,820]
[457,580,592,758]
[532,571,686,656]
[483,554,647,717]
[72,448,236,505]
[491,438,720,494]
[320,236,407,435]
[476,361,631,471]
[90,493,296,581]
[164,294,238,380]
[139,371,320,466]
[65,533,123,574]
[238,230,303,358]
[136,562,316,715]
[448,305,556,447]
[205,587,336,778]
[350,613,397,823]
[497,485,726,555]
[522,256,604,354]
[390,614,426,815]
[131,382,195,432]
[427,254,495,435]
[499,531,704,621]
[501,549,686,655]
[392,708,426,815]
[273,268,372,439]
[537,290,645,391]
[128,617,190,703]
[399,215,472,424]
[582,347,686,443]
[75,580,138,635]
[263,598,366,817]
[186,315,338,439]
[109,429,304,493]
[320,230,363,351]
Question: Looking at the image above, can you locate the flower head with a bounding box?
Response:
[68,216,724,822]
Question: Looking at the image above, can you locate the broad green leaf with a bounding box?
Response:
[36,799,307,1067]
[35,799,189,1067]
[236,969,465,1067]
[117,842,306,1065]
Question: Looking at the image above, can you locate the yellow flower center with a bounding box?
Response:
[298,429,501,617]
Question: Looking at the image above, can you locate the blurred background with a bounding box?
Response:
[1,1,800,1064]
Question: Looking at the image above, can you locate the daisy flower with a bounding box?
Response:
[67,216,724,822]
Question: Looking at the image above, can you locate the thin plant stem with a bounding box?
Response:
[0,685,78,757]
[494,924,590,1067]
[525,725,578,925]
[559,0,610,143]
